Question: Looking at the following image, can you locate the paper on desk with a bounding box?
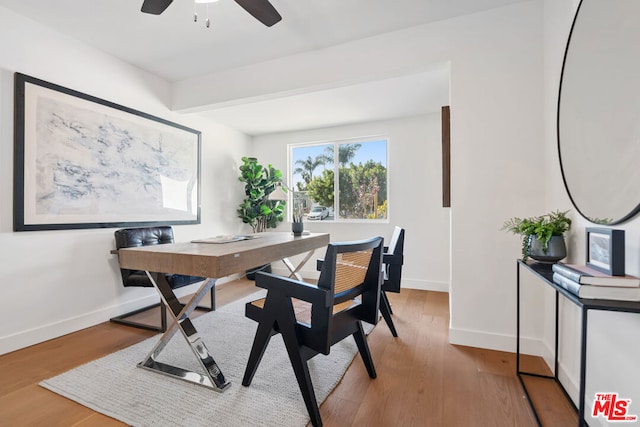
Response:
[191,235,261,244]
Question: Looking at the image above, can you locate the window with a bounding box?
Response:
[289,137,388,222]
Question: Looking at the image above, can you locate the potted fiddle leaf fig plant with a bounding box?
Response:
[237,156,286,278]
[237,156,286,233]
[502,210,572,262]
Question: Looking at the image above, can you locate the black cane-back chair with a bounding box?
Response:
[242,236,384,427]
[111,226,210,332]
[315,227,404,337]
[379,226,405,337]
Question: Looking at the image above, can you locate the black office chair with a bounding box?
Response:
[379,226,405,337]
[111,226,211,332]
[242,236,384,427]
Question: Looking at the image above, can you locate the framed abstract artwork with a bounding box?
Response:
[585,228,625,276]
[14,73,201,231]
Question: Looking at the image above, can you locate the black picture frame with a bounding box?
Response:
[585,228,625,276]
[14,73,201,231]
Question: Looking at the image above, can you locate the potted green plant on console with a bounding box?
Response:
[237,156,286,278]
[502,210,572,263]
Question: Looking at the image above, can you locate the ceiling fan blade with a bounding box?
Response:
[141,0,174,15]
[234,0,282,27]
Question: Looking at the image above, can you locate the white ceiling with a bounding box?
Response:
[0,0,527,134]
[199,65,451,135]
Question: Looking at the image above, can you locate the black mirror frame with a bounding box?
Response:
[556,0,640,225]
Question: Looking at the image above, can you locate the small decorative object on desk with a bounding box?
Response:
[268,179,304,236]
[501,210,572,262]
[585,228,625,276]
[292,207,304,236]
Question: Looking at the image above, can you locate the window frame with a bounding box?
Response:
[287,135,390,224]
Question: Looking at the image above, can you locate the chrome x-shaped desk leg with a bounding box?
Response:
[137,273,231,392]
[281,249,317,281]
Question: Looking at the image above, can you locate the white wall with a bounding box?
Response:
[201,1,547,351]
[0,7,251,355]
[251,115,450,291]
[443,3,546,351]
[543,0,640,420]
[1,1,550,356]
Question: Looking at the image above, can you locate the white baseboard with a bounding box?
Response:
[0,301,139,356]
[525,338,580,408]
[0,277,239,356]
[270,266,449,293]
[448,327,583,413]
[448,327,554,355]
[401,278,449,292]
[557,360,579,407]
[449,327,519,353]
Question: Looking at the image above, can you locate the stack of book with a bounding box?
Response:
[551,263,640,301]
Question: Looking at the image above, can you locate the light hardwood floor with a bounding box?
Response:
[0,279,576,426]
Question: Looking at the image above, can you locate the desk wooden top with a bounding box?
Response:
[117,232,330,278]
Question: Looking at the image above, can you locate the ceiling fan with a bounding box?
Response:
[141,0,282,27]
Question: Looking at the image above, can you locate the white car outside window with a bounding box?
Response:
[307,206,329,220]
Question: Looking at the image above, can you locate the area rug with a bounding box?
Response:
[40,291,369,427]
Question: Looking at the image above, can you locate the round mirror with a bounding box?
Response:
[558,0,640,225]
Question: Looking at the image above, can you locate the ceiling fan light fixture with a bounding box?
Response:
[142,0,281,27]
[194,0,218,28]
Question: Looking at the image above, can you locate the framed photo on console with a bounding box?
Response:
[585,228,625,276]
[13,73,201,231]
